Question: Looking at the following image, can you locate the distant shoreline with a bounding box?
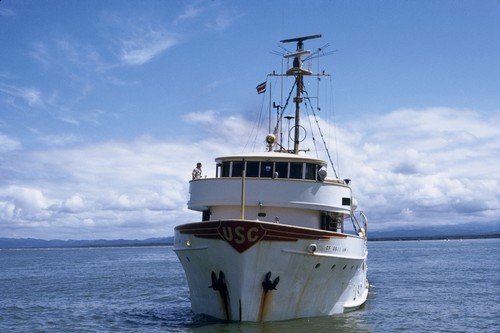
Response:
[0,237,174,250]
[1,234,499,249]
[0,243,175,250]
[369,233,500,242]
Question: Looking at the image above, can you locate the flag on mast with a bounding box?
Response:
[256,81,266,94]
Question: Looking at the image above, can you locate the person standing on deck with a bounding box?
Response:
[192,162,202,180]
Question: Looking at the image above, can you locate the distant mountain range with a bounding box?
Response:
[1,222,498,249]
[368,222,500,240]
[0,237,174,249]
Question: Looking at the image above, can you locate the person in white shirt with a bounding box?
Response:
[192,162,202,180]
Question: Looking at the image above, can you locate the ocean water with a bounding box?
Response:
[0,238,498,332]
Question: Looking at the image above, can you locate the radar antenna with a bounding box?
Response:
[280,34,322,51]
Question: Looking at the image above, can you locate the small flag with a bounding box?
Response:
[256,81,266,94]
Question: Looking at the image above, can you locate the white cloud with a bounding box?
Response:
[119,29,177,66]
[0,133,21,152]
[98,11,178,66]
[29,42,50,68]
[174,1,237,31]
[0,201,16,220]
[205,8,239,31]
[0,8,15,17]
[0,185,53,216]
[23,88,43,107]
[182,110,218,123]
[61,194,85,213]
[39,133,82,146]
[337,107,500,229]
[183,110,261,149]
[175,3,204,23]
[0,83,44,108]
[0,136,205,239]
[30,38,105,76]
[0,107,498,239]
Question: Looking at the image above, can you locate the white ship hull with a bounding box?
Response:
[174,220,368,322]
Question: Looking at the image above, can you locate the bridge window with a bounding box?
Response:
[217,160,322,180]
[246,161,260,177]
[232,161,244,177]
[305,163,317,180]
[275,162,288,178]
[221,161,230,177]
[290,162,303,179]
[260,161,274,178]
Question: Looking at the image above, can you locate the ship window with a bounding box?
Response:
[246,161,260,177]
[305,163,317,180]
[274,162,288,179]
[221,162,230,177]
[232,161,244,177]
[260,161,273,178]
[290,162,303,179]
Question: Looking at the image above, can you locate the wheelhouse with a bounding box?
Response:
[214,153,328,181]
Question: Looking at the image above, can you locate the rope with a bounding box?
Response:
[243,85,266,152]
[303,87,338,178]
[272,79,296,138]
[303,96,319,155]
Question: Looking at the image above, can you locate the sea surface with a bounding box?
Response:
[0,238,498,332]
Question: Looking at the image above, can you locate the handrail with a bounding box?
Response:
[350,211,368,239]
[359,211,368,238]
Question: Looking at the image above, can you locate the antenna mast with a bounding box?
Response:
[280,34,321,154]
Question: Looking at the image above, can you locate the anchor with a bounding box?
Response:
[209,270,230,320]
[262,271,280,291]
[209,270,228,293]
[259,271,280,321]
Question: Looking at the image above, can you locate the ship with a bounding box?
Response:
[174,34,369,322]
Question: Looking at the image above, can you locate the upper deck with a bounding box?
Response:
[188,152,353,224]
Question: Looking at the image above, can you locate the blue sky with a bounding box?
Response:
[1,0,499,240]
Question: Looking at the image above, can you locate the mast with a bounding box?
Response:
[281,34,321,154]
[293,69,302,154]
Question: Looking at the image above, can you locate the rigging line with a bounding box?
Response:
[245,95,265,150]
[316,49,321,115]
[244,75,269,152]
[273,79,297,137]
[303,88,338,178]
[302,88,321,155]
[302,87,319,156]
[328,75,341,177]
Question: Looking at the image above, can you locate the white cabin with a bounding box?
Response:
[188,152,354,233]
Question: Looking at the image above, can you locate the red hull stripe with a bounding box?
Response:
[176,220,346,253]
